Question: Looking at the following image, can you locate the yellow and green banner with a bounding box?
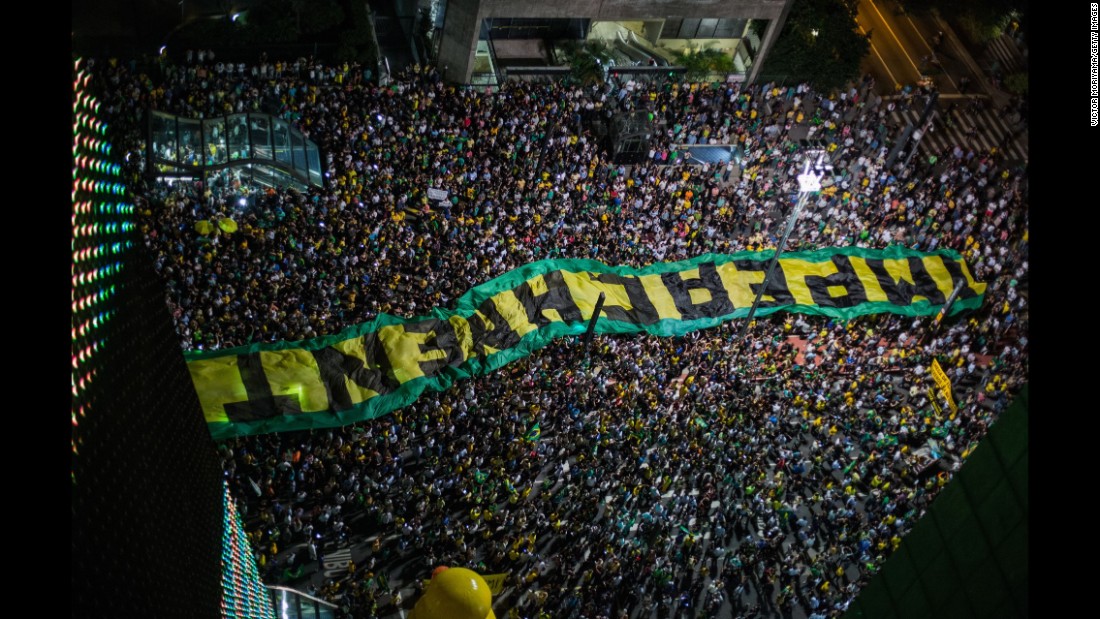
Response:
[480,573,509,596]
[187,246,985,439]
[929,358,958,415]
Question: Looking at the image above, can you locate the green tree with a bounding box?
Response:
[240,0,299,43]
[559,40,613,85]
[900,0,1027,43]
[1003,72,1027,95]
[757,0,869,90]
[238,0,345,44]
[176,14,242,47]
[674,48,734,80]
[348,0,380,65]
[298,0,345,37]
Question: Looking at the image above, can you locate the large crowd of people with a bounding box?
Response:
[94,49,1028,619]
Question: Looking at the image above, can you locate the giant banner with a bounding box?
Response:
[188,246,985,439]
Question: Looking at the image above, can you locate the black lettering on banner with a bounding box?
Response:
[866,258,947,306]
[938,257,979,301]
[224,352,302,422]
[591,271,660,325]
[467,296,521,358]
[659,262,737,320]
[513,270,584,327]
[803,255,869,308]
[311,331,400,411]
[403,318,464,378]
[732,259,796,309]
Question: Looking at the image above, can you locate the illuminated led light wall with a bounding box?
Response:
[72,57,133,482]
[72,56,273,618]
[221,480,278,619]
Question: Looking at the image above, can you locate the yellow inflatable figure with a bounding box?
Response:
[409,566,497,619]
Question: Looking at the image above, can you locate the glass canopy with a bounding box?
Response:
[148,111,323,192]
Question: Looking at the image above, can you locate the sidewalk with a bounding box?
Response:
[929,9,1017,110]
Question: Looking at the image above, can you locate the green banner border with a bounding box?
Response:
[190,245,983,440]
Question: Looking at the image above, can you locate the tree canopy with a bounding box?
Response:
[757,0,869,90]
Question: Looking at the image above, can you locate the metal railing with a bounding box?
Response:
[267,585,338,618]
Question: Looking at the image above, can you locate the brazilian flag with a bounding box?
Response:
[524,423,541,442]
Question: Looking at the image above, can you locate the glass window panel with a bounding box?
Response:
[944,532,986,596]
[661,18,682,40]
[698,18,719,39]
[203,117,227,165]
[149,111,320,187]
[227,114,249,160]
[716,18,747,38]
[898,580,932,619]
[679,18,700,39]
[962,557,1010,616]
[271,167,293,187]
[273,119,292,165]
[250,115,272,160]
[307,144,322,187]
[151,112,177,163]
[291,131,307,171]
[177,118,203,168]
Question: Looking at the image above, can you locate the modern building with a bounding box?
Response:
[73,57,329,619]
[433,0,795,84]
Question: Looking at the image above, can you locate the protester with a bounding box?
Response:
[93,52,1028,619]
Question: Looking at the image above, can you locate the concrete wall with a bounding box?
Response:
[438,0,792,83]
[475,0,788,20]
[492,39,549,59]
[438,0,484,82]
[642,19,665,43]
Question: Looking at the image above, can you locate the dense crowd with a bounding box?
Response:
[94,50,1028,619]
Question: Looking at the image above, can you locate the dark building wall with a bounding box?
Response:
[72,64,228,619]
[842,386,1028,619]
[71,242,229,618]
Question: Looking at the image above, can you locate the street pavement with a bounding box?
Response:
[855,0,1025,115]
[857,0,936,92]
[983,33,1027,78]
[887,98,1029,164]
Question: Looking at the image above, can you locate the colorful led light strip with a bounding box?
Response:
[220,481,277,618]
[71,57,133,483]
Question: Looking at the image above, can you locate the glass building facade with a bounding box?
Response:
[148,111,324,192]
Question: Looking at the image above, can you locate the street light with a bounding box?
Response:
[737,147,833,341]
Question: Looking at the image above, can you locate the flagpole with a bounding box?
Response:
[583,292,606,348]
[738,150,831,341]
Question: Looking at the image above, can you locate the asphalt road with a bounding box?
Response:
[856,0,971,95]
